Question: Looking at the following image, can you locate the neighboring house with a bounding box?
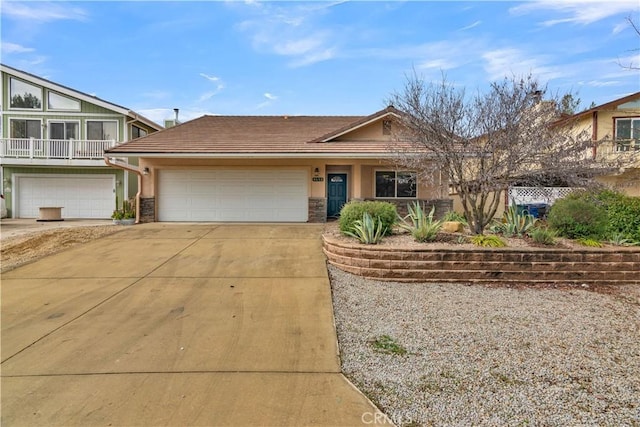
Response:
[105,107,452,223]
[0,64,162,219]
[556,91,640,197]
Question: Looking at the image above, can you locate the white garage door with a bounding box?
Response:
[16,175,115,219]
[158,169,308,222]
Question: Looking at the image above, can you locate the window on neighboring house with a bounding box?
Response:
[375,171,417,198]
[615,117,640,151]
[9,77,42,109]
[382,119,392,135]
[47,91,81,111]
[131,125,148,139]
[10,119,42,139]
[49,122,79,140]
[87,121,117,140]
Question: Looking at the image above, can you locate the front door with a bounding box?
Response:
[327,173,347,218]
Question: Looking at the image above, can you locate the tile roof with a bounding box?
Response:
[106,109,415,157]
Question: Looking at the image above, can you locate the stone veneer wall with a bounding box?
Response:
[139,197,155,223]
[367,198,453,218]
[308,197,327,223]
[323,236,640,285]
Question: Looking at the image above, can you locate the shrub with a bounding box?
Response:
[398,202,442,242]
[339,201,397,236]
[471,235,506,247]
[599,191,640,242]
[576,237,603,248]
[547,196,608,239]
[342,212,386,244]
[529,226,557,245]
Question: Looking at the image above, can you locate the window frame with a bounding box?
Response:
[48,120,80,140]
[86,120,119,141]
[47,91,81,111]
[9,77,43,111]
[614,117,640,152]
[10,118,42,139]
[374,170,417,199]
[131,125,148,139]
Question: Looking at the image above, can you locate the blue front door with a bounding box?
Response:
[327,173,347,218]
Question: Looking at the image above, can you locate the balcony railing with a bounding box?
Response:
[0,138,117,160]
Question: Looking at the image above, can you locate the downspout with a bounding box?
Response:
[592,111,598,158]
[104,156,143,224]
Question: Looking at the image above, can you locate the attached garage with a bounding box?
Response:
[157,169,308,222]
[15,174,115,219]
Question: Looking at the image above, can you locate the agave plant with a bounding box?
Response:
[398,202,443,242]
[493,205,537,237]
[343,212,387,244]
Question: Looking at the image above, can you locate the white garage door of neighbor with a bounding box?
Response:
[16,175,115,219]
[158,169,309,222]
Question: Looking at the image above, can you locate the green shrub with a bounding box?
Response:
[442,210,468,225]
[528,227,557,245]
[342,212,386,244]
[599,191,640,241]
[492,205,537,237]
[398,202,442,242]
[339,201,397,236]
[471,235,506,247]
[547,196,608,239]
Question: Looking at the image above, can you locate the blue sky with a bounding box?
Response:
[2,1,639,125]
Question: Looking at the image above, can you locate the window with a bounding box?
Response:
[49,121,79,140]
[131,125,148,139]
[10,119,41,138]
[48,91,80,110]
[615,118,640,151]
[9,77,42,109]
[87,121,117,140]
[375,171,417,198]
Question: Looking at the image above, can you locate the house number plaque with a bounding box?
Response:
[312,177,324,182]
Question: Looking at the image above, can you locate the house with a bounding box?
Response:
[104,107,452,223]
[0,64,163,219]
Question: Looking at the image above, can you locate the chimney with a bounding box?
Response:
[164,108,181,128]
[174,108,180,124]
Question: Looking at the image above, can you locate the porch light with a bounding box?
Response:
[314,167,320,177]
[142,167,150,175]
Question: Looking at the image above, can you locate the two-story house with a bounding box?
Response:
[0,64,162,219]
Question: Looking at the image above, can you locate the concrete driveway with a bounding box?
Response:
[1,224,383,426]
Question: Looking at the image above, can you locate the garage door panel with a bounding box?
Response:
[158,170,308,222]
[17,175,115,219]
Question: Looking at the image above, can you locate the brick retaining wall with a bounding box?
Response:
[323,236,640,285]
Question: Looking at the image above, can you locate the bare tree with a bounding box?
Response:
[389,73,631,234]
[619,15,640,70]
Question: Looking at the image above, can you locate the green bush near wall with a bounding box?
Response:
[338,201,397,236]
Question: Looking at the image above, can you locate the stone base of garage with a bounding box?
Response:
[323,235,640,285]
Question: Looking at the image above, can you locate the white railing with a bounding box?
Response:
[0,138,117,160]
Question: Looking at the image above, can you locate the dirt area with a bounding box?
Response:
[1,226,123,273]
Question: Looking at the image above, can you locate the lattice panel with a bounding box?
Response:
[508,187,575,205]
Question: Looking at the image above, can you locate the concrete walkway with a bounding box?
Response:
[1,224,384,426]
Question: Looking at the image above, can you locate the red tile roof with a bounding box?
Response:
[106,108,416,157]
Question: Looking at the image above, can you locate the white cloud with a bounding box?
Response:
[1,42,35,54]
[200,73,220,82]
[198,72,225,101]
[510,1,638,26]
[458,20,481,31]
[2,2,88,23]
[264,93,277,100]
[481,48,564,81]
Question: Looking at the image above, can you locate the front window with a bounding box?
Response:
[49,121,79,140]
[87,121,117,140]
[9,77,42,109]
[375,171,417,198]
[615,117,640,151]
[10,119,41,138]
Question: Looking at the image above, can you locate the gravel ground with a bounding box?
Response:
[329,265,640,427]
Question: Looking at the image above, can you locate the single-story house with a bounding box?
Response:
[104,107,452,223]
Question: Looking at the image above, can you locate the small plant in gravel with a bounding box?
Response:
[343,212,386,244]
[529,226,557,245]
[398,202,442,242]
[370,334,407,356]
[576,237,604,248]
[471,234,506,247]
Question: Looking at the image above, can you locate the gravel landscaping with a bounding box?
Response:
[329,265,640,427]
